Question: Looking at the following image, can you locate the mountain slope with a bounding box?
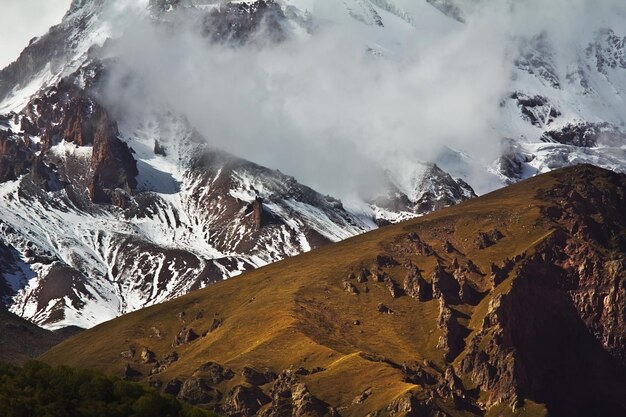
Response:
[42,164,626,417]
[1,0,626,331]
[0,0,479,330]
[0,309,80,364]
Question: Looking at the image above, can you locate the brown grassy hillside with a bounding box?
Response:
[42,164,626,417]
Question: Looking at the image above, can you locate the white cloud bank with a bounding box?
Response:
[97,0,626,198]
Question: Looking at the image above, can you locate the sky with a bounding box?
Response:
[0,0,72,69]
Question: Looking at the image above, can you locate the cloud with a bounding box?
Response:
[0,0,72,69]
[98,0,626,198]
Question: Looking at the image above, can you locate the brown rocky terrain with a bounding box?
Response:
[40,165,626,417]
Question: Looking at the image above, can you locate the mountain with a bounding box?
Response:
[0,309,80,364]
[1,0,626,331]
[0,0,476,330]
[41,165,626,417]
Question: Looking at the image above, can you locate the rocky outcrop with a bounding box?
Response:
[259,370,333,417]
[178,377,221,405]
[396,233,435,257]
[460,167,626,415]
[436,299,465,362]
[374,254,397,269]
[474,229,504,250]
[510,92,560,127]
[140,347,156,363]
[431,264,459,303]
[342,280,359,295]
[242,367,277,386]
[387,392,446,417]
[195,362,234,384]
[150,351,179,374]
[0,137,32,183]
[377,303,393,314]
[173,328,199,346]
[404,266,432,301]
[225,385,271,417]
[383,276,402,299]
[542,121,626,148]
[3,78,138,207]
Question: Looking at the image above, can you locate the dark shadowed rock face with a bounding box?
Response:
[258,370,333,417]
[203,0,287,44]
[1,75,138,207]
[510,92,561,127]
[224,385,271,417]
[30,79,138,205]
[178,376,221,405]
[460,166,626,416]
[542,121,626,148]
[0,136,32,183]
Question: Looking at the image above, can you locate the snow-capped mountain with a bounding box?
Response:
[1,0,625,329]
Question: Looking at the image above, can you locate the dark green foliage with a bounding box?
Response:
[0,361,217,417]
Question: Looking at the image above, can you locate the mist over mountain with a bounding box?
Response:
[0,0,625,329]
[94,0,626,197]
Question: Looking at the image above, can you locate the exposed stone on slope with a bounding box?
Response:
[140,347,156,363]
[398,233,435,256]
[404,265,432,301]
[436,299,465,362]
[542,121,626,148]
[383,276,402,299]
[510,92,560,127]
[0,136,32,183]
[242,366,277,386]
[259,370,333,417]
[178,377,221,405]
[196,361,234,384]
[376,303,393,314]
[7,78,139,207]
[342,280,359,295]
[173,328,199,346]
[224,385,271,417]
[474,230,504,250]
[431,264,459,303]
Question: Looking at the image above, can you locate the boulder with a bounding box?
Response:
[173,328,199,346]
[377,303,393,314]
[178,377,219,405]
[140,347,156,364]
[225,385,271,417]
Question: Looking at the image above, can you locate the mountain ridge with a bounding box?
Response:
[1,0,625,331]
[41,164,626,417]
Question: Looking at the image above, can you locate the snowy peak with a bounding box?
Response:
[1,0,626,331]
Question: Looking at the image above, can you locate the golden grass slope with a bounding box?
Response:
[41,165,626,417]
